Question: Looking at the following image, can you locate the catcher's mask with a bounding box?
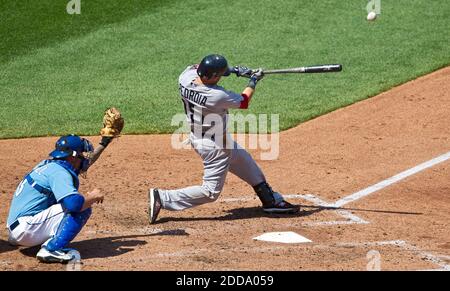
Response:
[49,135,94,173]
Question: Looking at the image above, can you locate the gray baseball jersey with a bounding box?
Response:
[179,65,243,138]
[157,65,282,211]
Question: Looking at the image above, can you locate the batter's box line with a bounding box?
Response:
[285,194,369,226]
[336,240,450,271]
[221,194,369,226]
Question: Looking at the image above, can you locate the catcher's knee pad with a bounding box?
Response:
[46,208,92,251]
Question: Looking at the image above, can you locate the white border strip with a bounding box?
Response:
[333,151,450,208]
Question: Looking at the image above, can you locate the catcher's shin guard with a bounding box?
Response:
[253,181,276,208]
[46,208,91,252]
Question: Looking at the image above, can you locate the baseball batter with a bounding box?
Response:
[148,54,299,224]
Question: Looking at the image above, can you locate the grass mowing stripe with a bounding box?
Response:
[0,0,173,64]
[0,0,449,138]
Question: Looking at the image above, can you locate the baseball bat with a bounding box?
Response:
[262,64,342,75]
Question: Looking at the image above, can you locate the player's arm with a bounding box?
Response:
[87,137,112,167]
[240,69,264,109]
[60,190,104,213]
[214,69,264,109]
[240,88,253,109]
[50,170,104,212]
[80,189,104,211]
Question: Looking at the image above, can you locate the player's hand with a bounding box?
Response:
[99,136,113,147]
[251,68,264,81]
[87,189,104,204]
[229,66,253,78]
[247,69,264,89]
[234,66,253,78]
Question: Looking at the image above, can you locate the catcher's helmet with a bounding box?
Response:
[49,135,93,159]
[197,54,229,78]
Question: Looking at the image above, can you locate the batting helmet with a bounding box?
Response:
[197,54,229,78]
[49,135,93,159]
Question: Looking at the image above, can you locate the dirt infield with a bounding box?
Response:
[0,67,449,271]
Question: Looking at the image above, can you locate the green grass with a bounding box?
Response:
[0,0,449,138]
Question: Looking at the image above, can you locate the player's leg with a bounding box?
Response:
[228,142,266,186]
[42,208,91,248]
[36,208,92,263]
[149,139,231,223]
[157,149,230,209]
[228,141,299,213]
[8,204,65,247]
[8,203,92,263]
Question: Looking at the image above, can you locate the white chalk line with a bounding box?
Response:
[333,151,450,208]
[90,152,450,269]
[152,239,449,271]
[83,229,448,270]
[336,240,406,247]
[156,245,290,258]
[400,242,450,271]
[217,152,450,266]
[335,210,368,224]
[301,220,363,226]
[85,227,166,236]
[336,240,450,271]
[222,151,450,225]
[291,194,369,225]
[437,255,450,261]
[220,194,368,226]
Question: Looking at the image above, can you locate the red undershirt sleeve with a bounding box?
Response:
[239,93,250,109]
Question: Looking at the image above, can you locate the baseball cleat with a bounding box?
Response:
[263,200,300,214]
[36,247,75,264]
[148,188,162,224]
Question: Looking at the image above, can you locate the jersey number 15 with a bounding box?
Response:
[182,99,204,125]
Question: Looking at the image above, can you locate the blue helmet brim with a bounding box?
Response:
[49,149,70,159]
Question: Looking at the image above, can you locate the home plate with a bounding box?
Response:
[253,232,312,244]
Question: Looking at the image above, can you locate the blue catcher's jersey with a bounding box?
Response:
[7,160,80,226]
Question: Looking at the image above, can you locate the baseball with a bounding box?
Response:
[367,11,377,21]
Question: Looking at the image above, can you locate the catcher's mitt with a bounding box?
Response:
[100,107,124,137]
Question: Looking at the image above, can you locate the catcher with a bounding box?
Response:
[5,108,124,263]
